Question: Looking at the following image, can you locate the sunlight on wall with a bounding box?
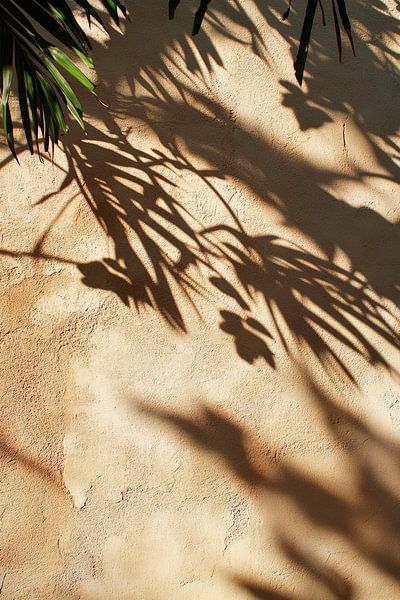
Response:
[0,1,399,598]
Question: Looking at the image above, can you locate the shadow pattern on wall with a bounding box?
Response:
[0,0,399,377]
[0,2,399,596]
[136,375,400,597]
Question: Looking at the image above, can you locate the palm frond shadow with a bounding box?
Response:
[19,106,398,380]
[1,0,398,380]
[202,226,399,377]
[136,381,400,595]
[63,122,219,331]
[250,0,400,178]
[146,86,400,305]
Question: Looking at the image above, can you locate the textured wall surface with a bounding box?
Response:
[1,1,399,598]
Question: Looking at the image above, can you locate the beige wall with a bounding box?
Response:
[1,1,399,598]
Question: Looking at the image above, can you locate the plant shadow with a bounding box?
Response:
[136,375,400,596]
[1,0,399,378]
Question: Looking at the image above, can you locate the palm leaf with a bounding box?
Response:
[0,0,355,158]
[0,0,126,156]
[171,0,354,85]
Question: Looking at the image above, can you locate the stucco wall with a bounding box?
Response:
[1,1,399,598]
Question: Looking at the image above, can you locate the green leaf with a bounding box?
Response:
[169,0,181,20]
[0,0,355,159]
[3,102,17,160]
[0,0,127,156]
[0,22,14,105]
[336,0,356,55]
[332,0,342,63]
[192,0,212,35]
[48,46,96,92]
[294,0,319,85]
[15,44,33,153]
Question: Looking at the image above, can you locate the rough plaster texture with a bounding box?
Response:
[0,1,399,598]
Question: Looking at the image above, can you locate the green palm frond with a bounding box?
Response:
[170,0,354,85]
[0,0,354,158]
[0,0,126,157]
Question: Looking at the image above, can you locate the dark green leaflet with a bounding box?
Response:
[0,1,353,157]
